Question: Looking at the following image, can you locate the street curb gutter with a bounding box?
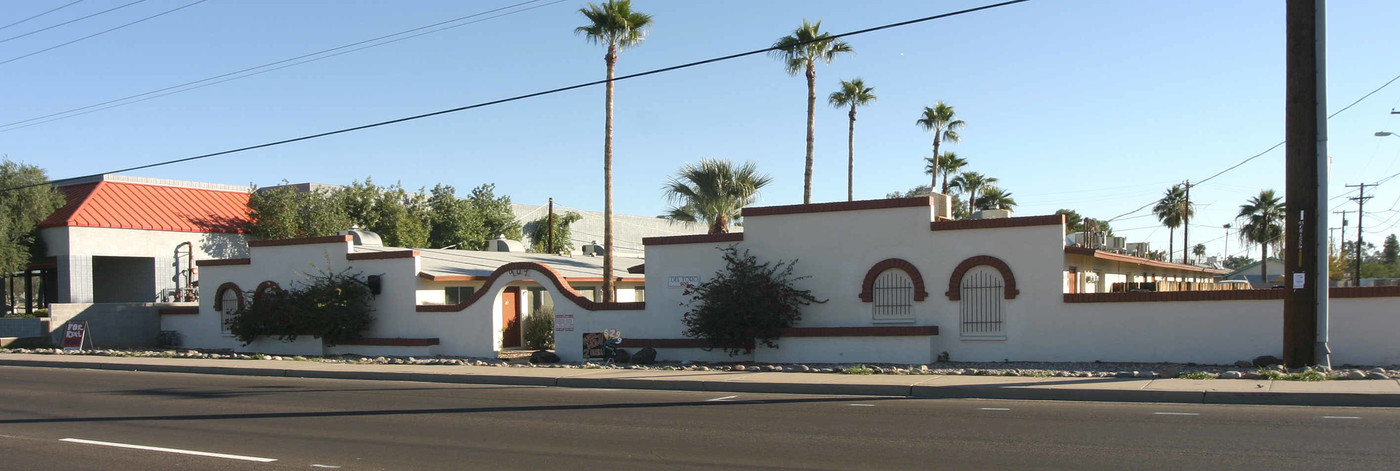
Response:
[3,358,1398,408]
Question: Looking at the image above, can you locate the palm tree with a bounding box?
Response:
[937,152,967,195]
[949,171,996,216]
[1192,243,1206,261]
[576,0,652,303]
[1152,185,1188,263]
[828,78,876,202]
[661,159,773,234]
[771,19,853,204]
[975,185,1016,211]
[1238,189,1285,286]
[915,102,965,191]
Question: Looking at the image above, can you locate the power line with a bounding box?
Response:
[3,0,1033,193]
[0,0,207,67]
[0,0,561,132]
[0,0,87,32]
[0,0,144,45]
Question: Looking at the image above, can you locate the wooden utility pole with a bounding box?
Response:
[547,198,555,254]
[1283,0,1328,368]
[1183,180,1191,265]
[1347,183,1372,281]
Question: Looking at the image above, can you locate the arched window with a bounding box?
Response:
[872,270,915,322]
[959,266,1005,337]
[214,283,243,336]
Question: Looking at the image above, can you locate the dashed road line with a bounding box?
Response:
[1322,416,1361,420]
[1153,412,1200,416]
[848,404,875,407]
[60,438,277,462]
[707,395,738,402]
[311,465,341,469]
[979,407,1011,411]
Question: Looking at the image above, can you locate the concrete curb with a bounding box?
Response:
[3,358,1398,407]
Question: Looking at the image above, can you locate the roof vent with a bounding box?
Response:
[337,229,383,246]
[489,237,526,252]
[582,240,605,257]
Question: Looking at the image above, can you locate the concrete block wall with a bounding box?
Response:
[47,303,169,348]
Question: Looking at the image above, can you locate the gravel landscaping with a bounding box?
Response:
[3,347,1396,380]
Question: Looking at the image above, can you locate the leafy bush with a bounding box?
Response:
[229,267,375,346]
[681,246,823,356]
[523,306,555,350]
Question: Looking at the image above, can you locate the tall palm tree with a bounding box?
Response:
[661,159,773,234]
[949,171,996,216]
[771,19,853,204]
[828,78,876,202]
[1238,189,1285,285]
[975,185,1016,211]
[915,102,965,190]
[1192,243,1206,260]
[576,0,652,303]
[1152,185,1188,263]
[936,152,967,195]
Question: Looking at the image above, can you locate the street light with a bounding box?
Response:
[1377,131,1398,138]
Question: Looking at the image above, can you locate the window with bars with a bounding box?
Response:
[872,270,915,322]
[959,266,1005,337]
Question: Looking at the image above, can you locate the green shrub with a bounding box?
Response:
[1180,371,1216,380]
[841,365,875,375]
[523,306,555,350]
[229,267,375,346]
[681,246,823,356]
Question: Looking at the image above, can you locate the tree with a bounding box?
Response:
[1152,185,1188,263]
[949,171,996,215]
[338,178,381,230]
[771,19,853,205]
[1192,243,1206,260]
[577,0,652,303]
[661,159,772,234]
[528,211,581,254]
[1224,255,1257,271]
[463,183,521,250]
[680,246,822,356]
[974,185,1016,211]
[915,102,965,191]
[426,184,481,249]
[928,152,967,195]
[0,159,65,274]
[1237,189,1285,285]
[828,78,875,202]
[369,182,430,248]
[886,184,932,199]
[246,183,350,241]
[1056,209,1084,235]
[1383,234,1398,265]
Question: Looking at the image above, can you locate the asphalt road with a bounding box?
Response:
[1,366,1398,470]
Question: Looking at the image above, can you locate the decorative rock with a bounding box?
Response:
[1158,366,1181,379]
[529,350,561,364]
[798,365,811,372]
[1345,370,1367,380]
[1114,372,1134,378]
[632,347,657,365]
[731,364,746,371]
[1252,355,1284,368]
[1234,360,1254,368]
[1220,371,1244,379]
[613,349,631,364]
[1367,371,1391,380]
[699,366,710,371]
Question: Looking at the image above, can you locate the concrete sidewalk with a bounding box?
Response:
[3,353,1398,407]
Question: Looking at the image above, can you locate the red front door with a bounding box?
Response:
[501,287,522,348]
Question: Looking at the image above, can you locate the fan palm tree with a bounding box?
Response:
[975,185,1016,211]
[915,102,965,190]
[931,152,967,195]
[1238,189,1285,285]
[771,19,853,204]
[576,0,652,302]
[1152,185,1188,263]
[661,159,773,234]
[828,78,876,201]
[949,171,996,216]
[1192,243,1206,260]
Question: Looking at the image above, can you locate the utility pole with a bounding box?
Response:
[1283,0,1327,368]
[1347,183,1372,282]
[1223,223,1231,263]
[547,198,555,255]
[1183,180,1191,265]
[1333,209,1351,279]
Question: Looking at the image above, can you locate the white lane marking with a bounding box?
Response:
[1323,416,1361,420]
[60,438,277,463]
[311,465,342,469]
[707,395,738,402]
[848,404,875,407]
[1153,412,1200,416]
[979,407,1011,411]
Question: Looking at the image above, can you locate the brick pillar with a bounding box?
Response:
[57,255,93,303]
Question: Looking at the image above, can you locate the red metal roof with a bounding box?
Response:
[39,181,250,233]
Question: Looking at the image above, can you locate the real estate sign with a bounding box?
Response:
[62,322,88,351]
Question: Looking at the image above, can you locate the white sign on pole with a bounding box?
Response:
[1293,273,1306,289]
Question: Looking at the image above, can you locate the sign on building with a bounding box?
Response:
[667,275,700,289]
[554,314,574,332]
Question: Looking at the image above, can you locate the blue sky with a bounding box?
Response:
[4,0,1400,261]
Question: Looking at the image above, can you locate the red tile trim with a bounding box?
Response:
[1065,286,1400,303]
[337,337,440,347]
[157,306,199,315]
[858,259,929,302]
[346,250,418,261]
[248,235,351,247]
[417,272,489,281]
[415,261,645,312]
[930,214,1064,231]
[643,233,744,246]
[564,277,645,284]
[213,282,243,312]
[196,258,250,267]
[779,326,939,337]
[741,196,934,218]
[627,263,645,274]
[946,255,1020,301]
[617,338,711,349]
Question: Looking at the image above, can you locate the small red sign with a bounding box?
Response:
[63,322,87,351]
